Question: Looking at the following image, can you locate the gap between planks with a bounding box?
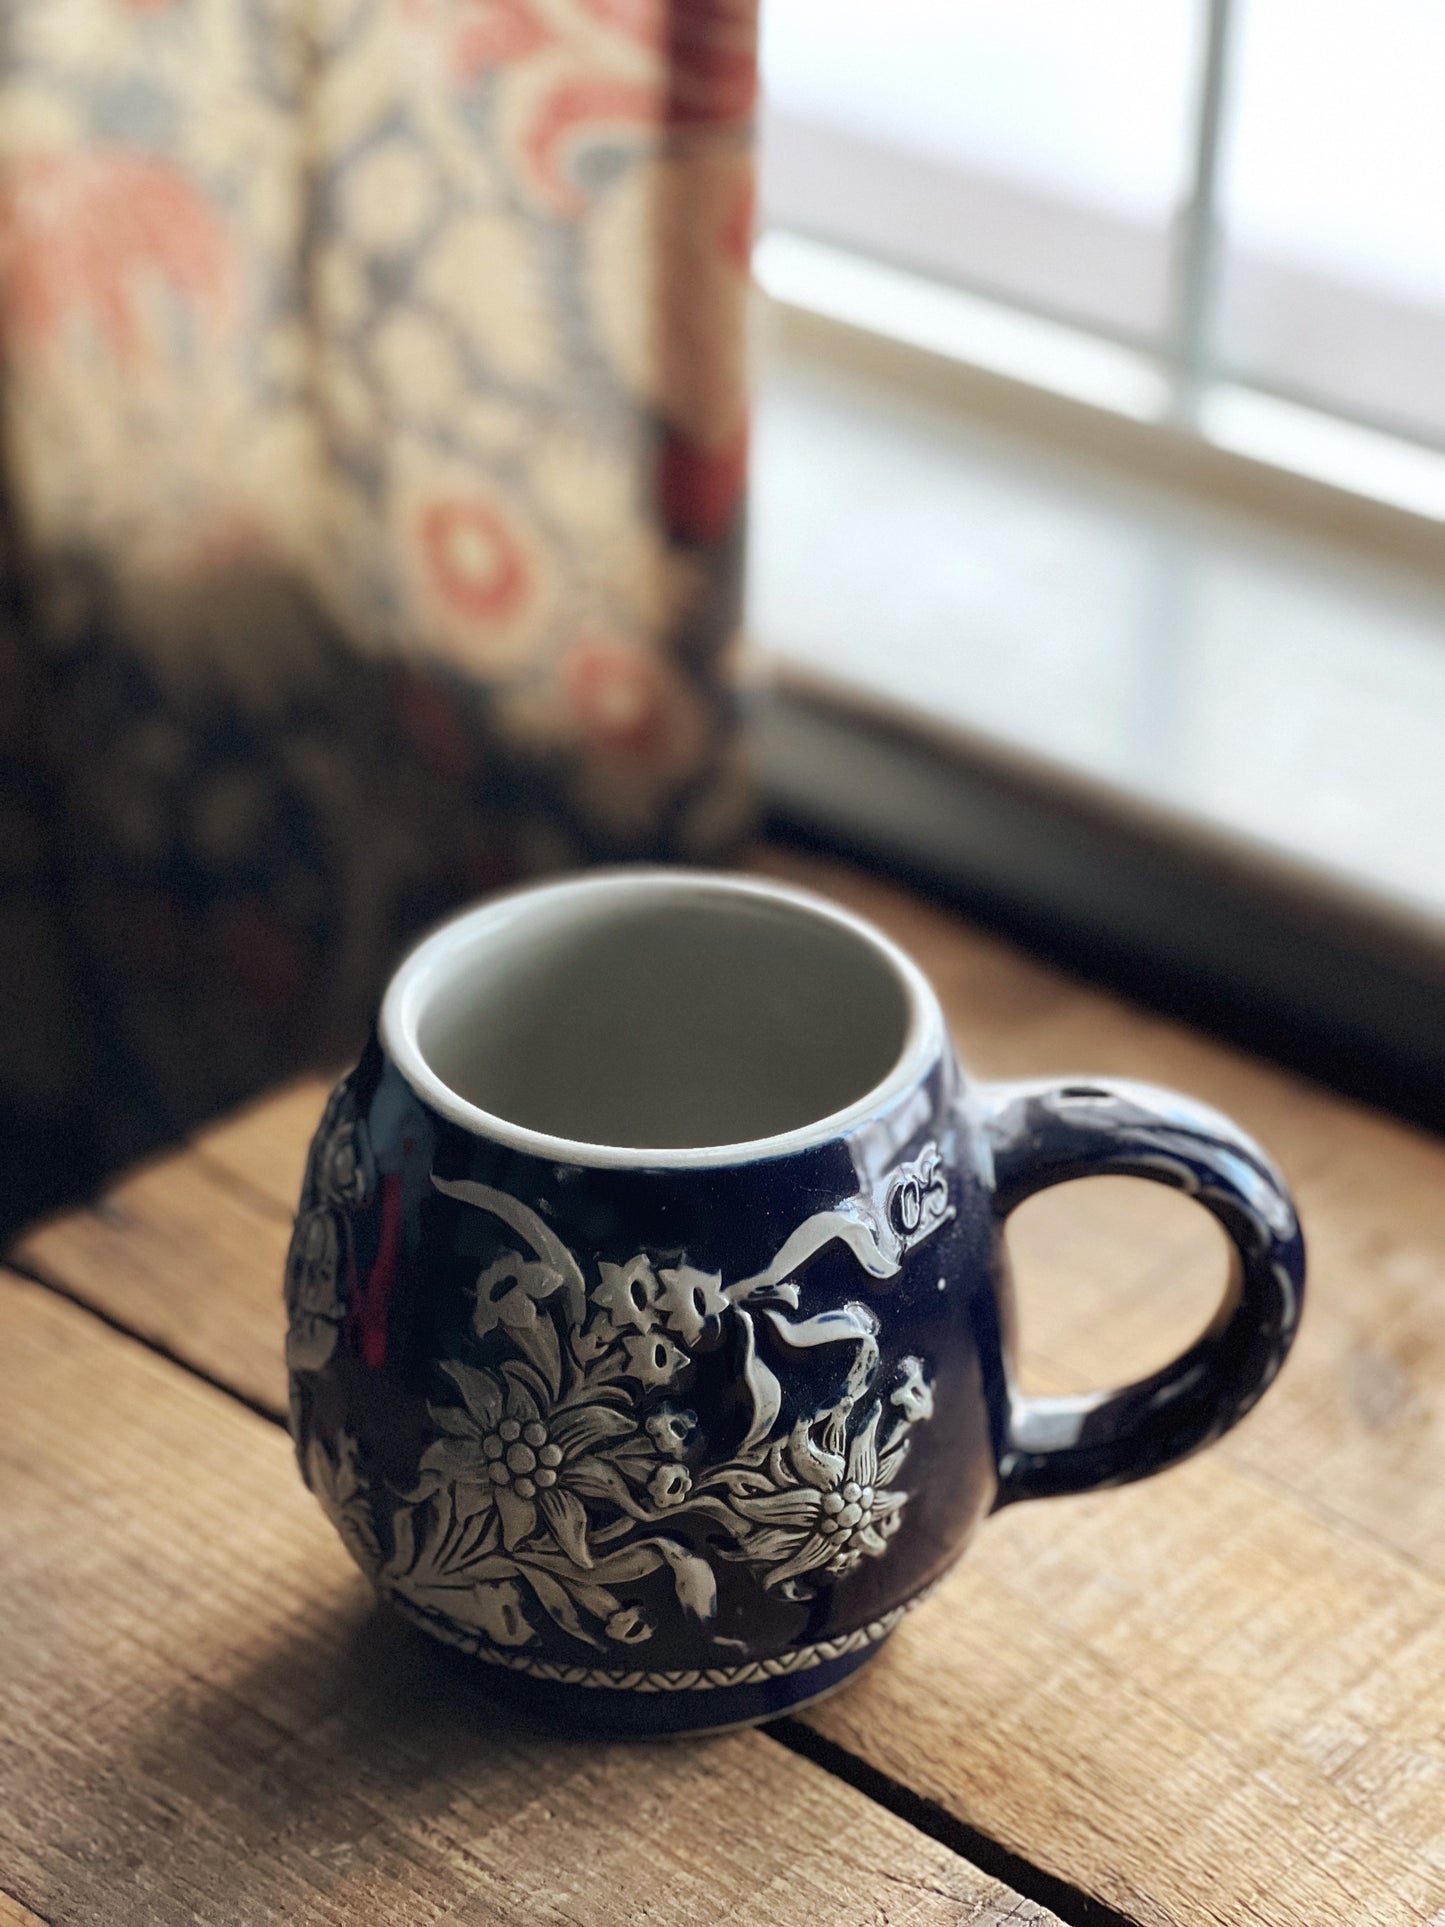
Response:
[2,1260,1124,1927]
[21,855,1445,1923]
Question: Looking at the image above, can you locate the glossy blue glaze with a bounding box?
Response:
[286,888,1305,1737]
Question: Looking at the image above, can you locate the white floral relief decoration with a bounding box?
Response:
[291,1091,944,1660]
[285,1080,373,1374]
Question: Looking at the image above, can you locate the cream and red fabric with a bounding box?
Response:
[0,0,757,1227]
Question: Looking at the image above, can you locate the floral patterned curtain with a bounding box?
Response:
[0,0,757,1228]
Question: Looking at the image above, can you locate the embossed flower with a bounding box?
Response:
[890,1356,934,1424]
[605,1604,653,1644]
[646,1404,698,1458]
[591,1255,663,1334]
[623,1331,690,1388]
[472,1248,574,1341]
[591,1257,727,1351]
[301,1082,372,1221]
[316,1115,369,1209]
[648,1463,692,1509]
[285,1207,342,1372]
[303,1429,381,1573]
[722,1403,916,1589]
[412,1358,655,1562]
[655,1266,729,1345]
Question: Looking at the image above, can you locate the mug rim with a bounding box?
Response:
[379,868,945,1170]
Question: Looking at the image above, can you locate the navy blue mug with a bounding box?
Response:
[286,871,1304,1734]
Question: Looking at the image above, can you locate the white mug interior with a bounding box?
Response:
[381,871,942,1167]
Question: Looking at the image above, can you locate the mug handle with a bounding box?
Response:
[981,1077,1305,1507]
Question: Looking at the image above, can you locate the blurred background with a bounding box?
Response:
[3,0,1443,1235]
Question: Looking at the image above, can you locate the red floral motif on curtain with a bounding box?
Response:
[0,0,759,1226]
[0,150,234,361]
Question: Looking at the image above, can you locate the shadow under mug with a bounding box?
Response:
[285,870,1305,1735]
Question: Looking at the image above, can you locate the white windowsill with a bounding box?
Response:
[746,266,1445,944]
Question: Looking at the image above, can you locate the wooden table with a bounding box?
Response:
[6,849,1445,1926]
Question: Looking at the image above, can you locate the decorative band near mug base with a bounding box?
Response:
[387,1588,938,1736]
[286,871,1304,1737]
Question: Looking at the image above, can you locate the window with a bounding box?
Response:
[747,1,1445,1102]
[758,0,1445,469]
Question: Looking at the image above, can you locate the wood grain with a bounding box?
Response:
[13,1151,292,1415]
[193,1075,334,1213]
[0,1895,48,1926]
[14,850,1445,1924]
[0,1270,1051,1927]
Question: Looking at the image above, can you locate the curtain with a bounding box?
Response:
[0,0,757,1226]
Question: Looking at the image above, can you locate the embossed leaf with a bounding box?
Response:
[538,1486,592,1567]
[450,1578,536,1646]
[652,1540,718,1620]
[304,1433,382,1568]
[497,1361,542,1423]
[519,1563,602,1646]
[415,1435,487,1484]
[507,1298,563,1396]
[728,1487,821,1528]
[736,1309,781,1455]
[762,1536,838,1591]
[655,1266,728,1345]
[386,1490,458,1587]
[431,1401,483,1439]
[785,1420,845,1492]
[452,1508,503,1567]
[386,1499,418,1580]
[566,1456,641,1507]
[847,1405,882,1489]
[439,1360,504,1430]
[712,1464,773,1497]
[494,1482,538,1551]
[719,1525,798,1565]
[547,1402,635,1456]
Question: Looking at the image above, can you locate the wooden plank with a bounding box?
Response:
[806,1454,1445,1926]
[755,861,1445,1924]
[192,1074,333,1213]
[0,1271,1051,1927]
[0,1895,48,1926]
[12,1152,291,1416]
[17,850,1445,1922]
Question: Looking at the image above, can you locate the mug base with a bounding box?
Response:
[388,1594,898,1737]
[464,1637,887,1738]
